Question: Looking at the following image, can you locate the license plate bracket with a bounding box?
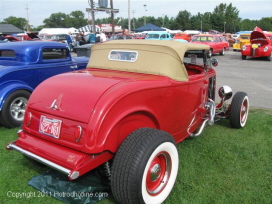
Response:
[39,116,62,139]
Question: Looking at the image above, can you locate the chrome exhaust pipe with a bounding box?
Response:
[190,99,216,137]
[189,119,209,137]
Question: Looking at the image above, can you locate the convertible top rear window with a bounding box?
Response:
[108,50,138,62]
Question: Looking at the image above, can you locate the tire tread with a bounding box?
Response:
[111,128,176,204]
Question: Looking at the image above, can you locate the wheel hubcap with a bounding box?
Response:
[240,98,248,124]
[146,152,171,195]
[150,164,161,182]
[10,97,27,121]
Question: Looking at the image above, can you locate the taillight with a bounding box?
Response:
[25,112,32,126]
[74,126,82,142]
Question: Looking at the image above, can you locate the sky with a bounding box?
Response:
[0,0,271,28]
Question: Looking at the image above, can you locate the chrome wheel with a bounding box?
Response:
[229,92,249,128]
[10,96,27,121]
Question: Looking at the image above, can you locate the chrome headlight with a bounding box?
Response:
[264,46,268,52]
[242,45,247,51]
[218,86,232,101]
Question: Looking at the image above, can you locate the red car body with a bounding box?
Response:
[241,27,272,61]
[7,40,249,204]
[16,33,40,41]
[3,35,21,42]
[190,34,229,56]
[134,33,146,39]
[173,33,191,42]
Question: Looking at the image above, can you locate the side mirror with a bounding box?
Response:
[211,58,218,67]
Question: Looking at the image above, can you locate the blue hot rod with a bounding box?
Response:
[0,41,89,128]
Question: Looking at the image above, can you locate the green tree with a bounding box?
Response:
[224,3,241,33]
[31,25,44,32]
[163,16,171,29]
[173,10,192,30]
[210,3,240,33]
[258,17,272,31]
[202,12,212,32]
[43,12,68,28]
[67,10,87,28]
[2,16,27,30]
[240,19,256,31]
[42,11,87,28]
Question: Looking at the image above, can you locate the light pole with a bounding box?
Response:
[132,10,136,30]
[143,4,147,25]
[201,15,203,33]
[224,22,226,33]
[128,0,131,32]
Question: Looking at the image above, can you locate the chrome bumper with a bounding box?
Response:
[6,143,79,180]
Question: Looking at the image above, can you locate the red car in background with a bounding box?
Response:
[173,33,191,42]
[190,34,229,57]
[16,33,40,41]
[134,33,146,39]
[2,35,21,42]
[241,27,272,61]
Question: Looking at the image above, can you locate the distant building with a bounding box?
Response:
[0,24,24,34]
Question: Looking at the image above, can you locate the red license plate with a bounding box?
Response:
[39,116,62,139]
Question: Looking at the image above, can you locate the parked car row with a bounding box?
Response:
[0,41,89,128]
[131,31,230,56]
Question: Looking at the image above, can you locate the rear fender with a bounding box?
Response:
[0,81,33,110]
[98,110,160,153]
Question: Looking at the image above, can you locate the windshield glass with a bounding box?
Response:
[146,34,160,39]
[183,50,206,66]
[192,36,213,42]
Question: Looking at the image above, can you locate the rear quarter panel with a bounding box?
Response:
[93,71,213,153]
[91,79,190,153]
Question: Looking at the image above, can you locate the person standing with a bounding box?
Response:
[76,32,85,46]
[121,29,133,40]
[66,32,73,51]
[100,30,107,42]
[89,30,96,44]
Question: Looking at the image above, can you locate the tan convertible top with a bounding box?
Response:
[87,40,209,81]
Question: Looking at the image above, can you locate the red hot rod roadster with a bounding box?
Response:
[7,40,249,204]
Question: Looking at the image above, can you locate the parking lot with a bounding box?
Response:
[214,48,272,109]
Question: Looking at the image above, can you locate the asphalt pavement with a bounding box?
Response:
[214,48,272,109]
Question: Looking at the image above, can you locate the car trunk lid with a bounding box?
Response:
[28,70,128,123]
